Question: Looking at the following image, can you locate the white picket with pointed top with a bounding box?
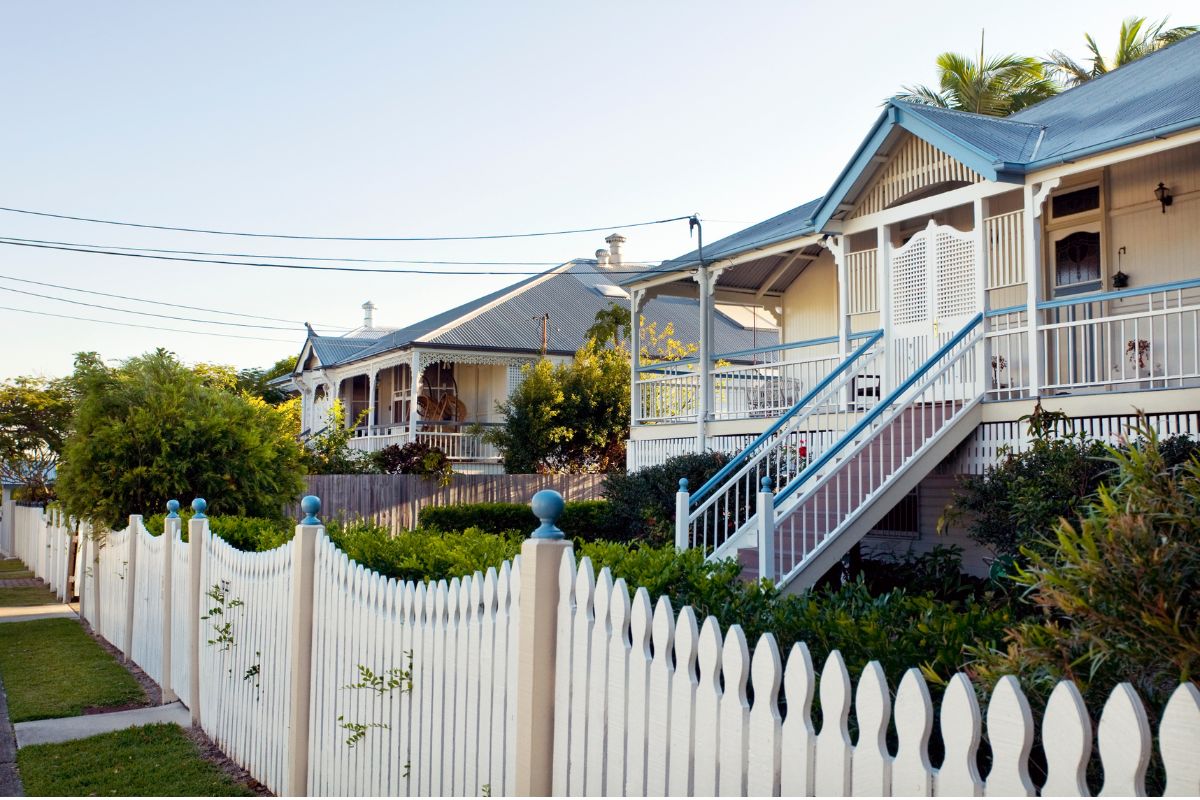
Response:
[893,669,934,797]
[781,642,817,796]
[1042,680,1093,797]
[985,675,1036,797]
[553,551,577,796]
[605,579,632,797]
[646,597,675,797]
[718,625,751,797]
[693,616,724,797]
[1098,683,1151,797]
[854,660,893,796]
[936,673,983,797]
[489,564,511,791]
[747,633,783,797]
[667,606,699,797]
[504,557,520,798]
[816,650,854,796]
[567,558,595,796]
[586,567,614,796]
[626,587,654,797]
[1161,682,1200,797]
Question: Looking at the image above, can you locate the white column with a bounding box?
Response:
[876,226,893,397]
[286,497,321,797]
[1023,182,1053,398]
[974,197,990,396]
[675,478,690,551]
[630,290,642,428]
[757,477,775,582]
[188,503,207,727]
[695,269,712,452]
[123,514,140,661]
[408,350,423,444]
[161,506,179,704]
[367,369,378,431]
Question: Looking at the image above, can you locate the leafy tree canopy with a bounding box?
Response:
[55,349,304,527]
[0,374,77,499]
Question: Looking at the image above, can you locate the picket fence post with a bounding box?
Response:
[515,490,573,797]
[161,500,180,704]
[757,476,775,582]
[123,514,141,661]
[674,479,689,551]
[286,496,321,797]
[188,498,208,728]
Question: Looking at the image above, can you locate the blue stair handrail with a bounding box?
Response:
[773,313,984,506]
[688,329,884,507]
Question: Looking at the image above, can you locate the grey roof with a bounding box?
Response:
[300,261,778,370]
[627,33,1200,284]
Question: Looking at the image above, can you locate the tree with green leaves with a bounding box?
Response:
[894,32,1059,117]
[1045,16,1197,87]
[55,349,305,527]
[0,374,77,501]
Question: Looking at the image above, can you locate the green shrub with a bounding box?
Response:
[969,426,1200,720]
[601,451,733,545]
[369,441,452,485]
[418,499,623,540]
[143,511,292,551]
[325,522,521,583]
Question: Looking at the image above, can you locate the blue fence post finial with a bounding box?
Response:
[530,489,565,540]
[679,477,689,492]
[166,499,181,519]
[191,498,207,519]
[300,495,322,526]
[761,475,773,492]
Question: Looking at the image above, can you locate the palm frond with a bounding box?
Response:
[893,85,950,108]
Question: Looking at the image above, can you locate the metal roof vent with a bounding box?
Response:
[362,300,376,328]
[605,233,626,267]
[595,248,611,268]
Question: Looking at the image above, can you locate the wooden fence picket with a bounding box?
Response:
[747,633,782,798]
[815,650,853,796]
[1042,680,1093,797]
[984,675,1036,797]
[852,661,892,796]
[1098,683,1152,797]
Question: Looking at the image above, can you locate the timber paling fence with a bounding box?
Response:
[293,473,606,532]
[9,499,1200,797]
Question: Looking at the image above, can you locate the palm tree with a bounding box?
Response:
[1046,16,1198,87]
[894,34,1059,117]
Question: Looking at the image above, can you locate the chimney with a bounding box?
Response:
[605,233,626,267]
[362,300,376,328]
[595,248,611,269]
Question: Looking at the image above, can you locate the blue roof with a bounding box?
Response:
[629,34,1200,284]
[300,260,778,369]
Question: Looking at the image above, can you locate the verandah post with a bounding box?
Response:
[675,478,690,551]
[757,476,775,582]
[123,513,141,661]
[515,490,573,796]
[285,495,322,797]
[188,498,208,728]
[161,500,180,704]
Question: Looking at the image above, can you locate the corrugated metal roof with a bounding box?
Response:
[627,34,1200,286]
[300,260,778,368]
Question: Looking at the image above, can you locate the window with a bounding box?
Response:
[1051,186,1100,219]
[1053,230,1102,294]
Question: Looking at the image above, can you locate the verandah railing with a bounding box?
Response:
[10,498,1200,797]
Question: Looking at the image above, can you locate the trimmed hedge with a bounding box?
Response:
[418,499,625,540]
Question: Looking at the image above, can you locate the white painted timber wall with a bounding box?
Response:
[14,503,1200,797]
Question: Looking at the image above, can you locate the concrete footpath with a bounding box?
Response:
[14,702,191,749]
[0,604,75,624]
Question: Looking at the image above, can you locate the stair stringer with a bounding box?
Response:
[777,401,983,595]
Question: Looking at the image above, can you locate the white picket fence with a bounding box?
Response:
[8,503,1200,797]
[10,504,73,601]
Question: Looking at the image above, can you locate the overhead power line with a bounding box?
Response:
[0,284,306,330]
[0,304,296,342]
[0,205,692,242]
[0,272,350,329]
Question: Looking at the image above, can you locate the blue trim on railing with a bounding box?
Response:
[636,330,882,374]
[986,305,1025,318]
[773,313,984,507]
[687,330,885,508]
[1036,277,1200,311]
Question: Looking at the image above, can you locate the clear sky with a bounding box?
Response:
[0,1,1192,378]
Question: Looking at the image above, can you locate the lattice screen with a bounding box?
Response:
[851,135,983,219]
[985,210,1025,288]
[935,230,977,319]
[846,249,879,315]
[506,364,525,398]
[891,232,929,326]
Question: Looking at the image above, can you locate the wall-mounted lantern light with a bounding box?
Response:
[1112,270,1130,289]
[1154,182,1173,213]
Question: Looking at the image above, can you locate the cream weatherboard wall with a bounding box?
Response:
[780,254,838,345]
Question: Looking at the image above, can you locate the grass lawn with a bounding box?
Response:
[0,618,145,722]
[0,584,60,606]
[0,558,33,578]
[17,723,255,796]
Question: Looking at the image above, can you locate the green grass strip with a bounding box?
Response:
[17,723,254,797]
[0,584,60,606]
[0,558,33,577]
[0,618,145,722]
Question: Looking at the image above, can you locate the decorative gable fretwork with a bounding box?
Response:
[850,135,984,219]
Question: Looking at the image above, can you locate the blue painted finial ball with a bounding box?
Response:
[191,498,207,518]
[679,477,689,492]
[530,489,565,540]
[301,495,322,525]
[166,499,180,518]
[761,475,773,491]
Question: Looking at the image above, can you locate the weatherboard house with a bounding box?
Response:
[623,35,1200,587]
[288,234,779,473]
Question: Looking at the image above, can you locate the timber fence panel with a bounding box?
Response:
[130,524,164,684]
[95,525,130,649]
[170,530,192,709]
